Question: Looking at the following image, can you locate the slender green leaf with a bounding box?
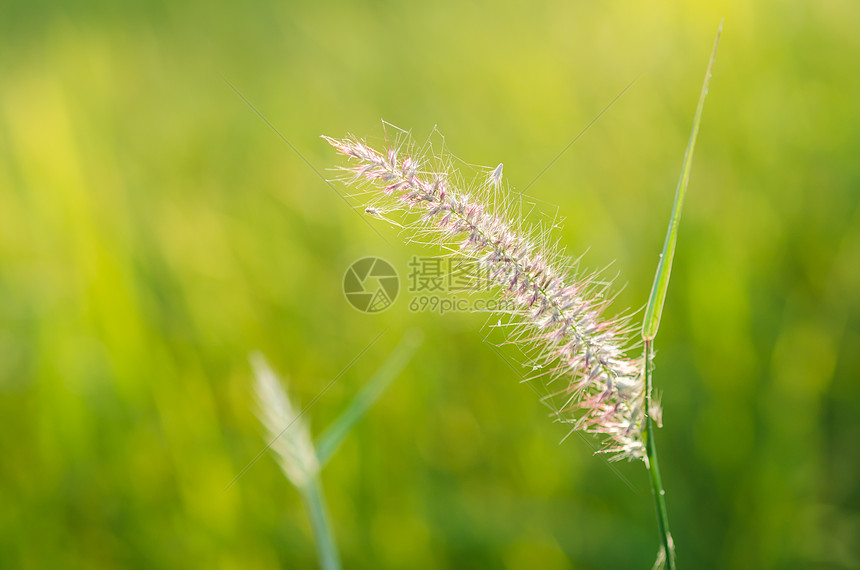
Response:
[315,329,423,466]
[642,21,723,341]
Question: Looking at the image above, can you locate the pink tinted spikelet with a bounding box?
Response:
[325,133,654,460]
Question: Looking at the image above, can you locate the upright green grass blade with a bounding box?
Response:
[315,329,423,467]
[642,22,723,341]
[642,23,722,569]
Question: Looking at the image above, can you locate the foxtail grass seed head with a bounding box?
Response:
[251,352,319,488]
[326,132,655,460]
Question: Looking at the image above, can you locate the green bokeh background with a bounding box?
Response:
[2,1,858,568]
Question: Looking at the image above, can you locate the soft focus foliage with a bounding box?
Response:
[1,1,858,569]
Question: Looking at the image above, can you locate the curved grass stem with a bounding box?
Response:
[644,339,674,569]
[300,476,342,570]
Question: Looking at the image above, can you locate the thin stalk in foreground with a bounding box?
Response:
[641,22,723,569]
[643,339,673,570]
[300,477,341,570]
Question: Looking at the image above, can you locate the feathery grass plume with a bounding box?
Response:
[324,133,654,460]
[251,352,319,488]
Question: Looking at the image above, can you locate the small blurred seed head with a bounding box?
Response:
[251,352,319,488]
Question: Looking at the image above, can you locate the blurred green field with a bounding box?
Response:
[2,1,859,568]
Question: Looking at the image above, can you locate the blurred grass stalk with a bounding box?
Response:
[641,21,722,570]
[251,331,423,569]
